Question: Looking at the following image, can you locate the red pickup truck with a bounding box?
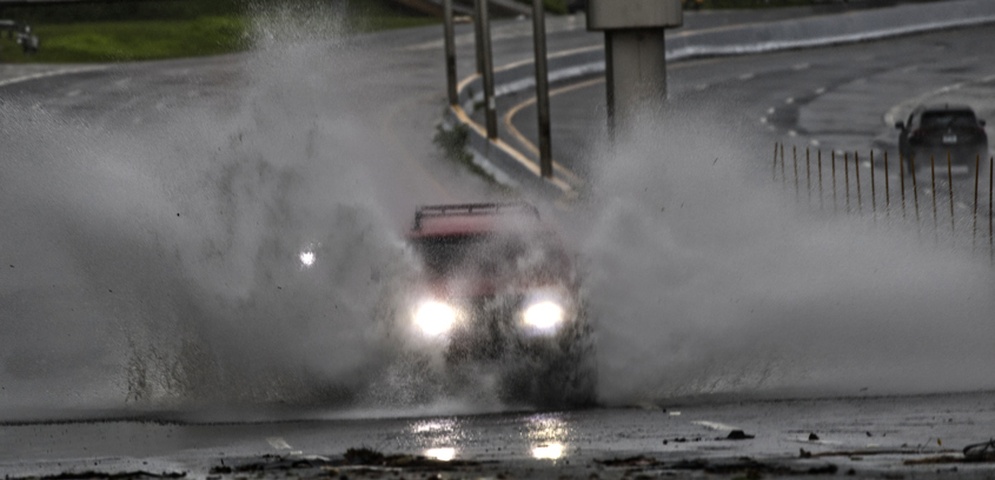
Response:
[389,202,595,408]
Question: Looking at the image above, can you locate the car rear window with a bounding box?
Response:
[920,111,977,129]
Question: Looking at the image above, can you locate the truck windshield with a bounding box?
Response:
[412,233,568,279]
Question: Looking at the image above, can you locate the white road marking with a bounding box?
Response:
[692,420,738,431]
[811,139,821,147]
[792,62,810,71]
[814,87,827,95]
[0,66,108,89]
[738,72,755,81]
[785,97,795,105]
[767,107,776,114]
[694,83,709,91]
[266,437,301,455]
[267,437,292,450]
[760,117,768,124]
[66,90,81,98]
[788,130,798,137]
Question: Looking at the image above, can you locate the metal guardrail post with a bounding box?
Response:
[473,0,485,75]
[531,0,552,178]
[586,0,682,137]
[478,0,498,140]
[443,0,458,106]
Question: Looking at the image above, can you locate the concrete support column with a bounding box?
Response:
[587,0,682,135]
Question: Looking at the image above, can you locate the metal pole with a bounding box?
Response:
[473,0,485,75]
[531,0,553,178]
[973,154,980,251]
[771,142,778,182]
[818,149,824,211]
[870,150,877,216]
[900,153,907,220]
[911,155,921,224]
[844,152,850,213]
[806,147,812,206]
[478,0,498,140]
[931,155,938,243]
[884,151,890,217]
[854,151,862,214]
[831,150,838,213]
[793,146,799,201]
[947,152,955,238]
[443,0,458,106]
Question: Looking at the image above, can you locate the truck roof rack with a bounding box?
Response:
[413,202,539,230]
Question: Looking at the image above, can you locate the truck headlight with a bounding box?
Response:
[413,300,458,337]
[522,300,566,332]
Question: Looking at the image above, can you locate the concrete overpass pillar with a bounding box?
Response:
[587,0,682,136]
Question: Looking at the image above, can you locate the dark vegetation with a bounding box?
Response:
[0,0,436,63]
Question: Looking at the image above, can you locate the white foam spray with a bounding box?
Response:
[575,100,995,405]
[0,3,435,418]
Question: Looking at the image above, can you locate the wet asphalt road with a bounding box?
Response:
[2,5,995,480]
[502,26,995,180]
[1,392,994,478]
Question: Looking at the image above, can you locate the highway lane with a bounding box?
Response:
[1,391,993,478]
[504,25,995,182]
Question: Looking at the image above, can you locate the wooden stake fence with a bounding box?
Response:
[771,144,995,262]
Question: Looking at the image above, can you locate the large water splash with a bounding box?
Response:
[0,4,424,418]
[576,100,995,405]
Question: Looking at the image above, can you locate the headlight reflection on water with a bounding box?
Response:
[410,418,462,462]
[531,442,565,460]
[526,413,571,461]
[424,447,457,461]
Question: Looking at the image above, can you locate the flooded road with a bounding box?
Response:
[2,392,993,478]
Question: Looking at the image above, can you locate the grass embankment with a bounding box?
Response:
[0,0,436,64]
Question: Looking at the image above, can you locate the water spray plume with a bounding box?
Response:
[575,103,995,405]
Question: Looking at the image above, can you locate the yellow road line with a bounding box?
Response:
[503,78,605,185]
[452,104,574,193]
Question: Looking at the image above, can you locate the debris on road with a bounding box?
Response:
[593,455,663,467]
[963,439,995,462]
[725,429,755,440]
[669,457,838,476]
[904,439,995,465]
[7,472,187,480]
[207,448,485,477]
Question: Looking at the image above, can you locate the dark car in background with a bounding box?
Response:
[896,104,989,175]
